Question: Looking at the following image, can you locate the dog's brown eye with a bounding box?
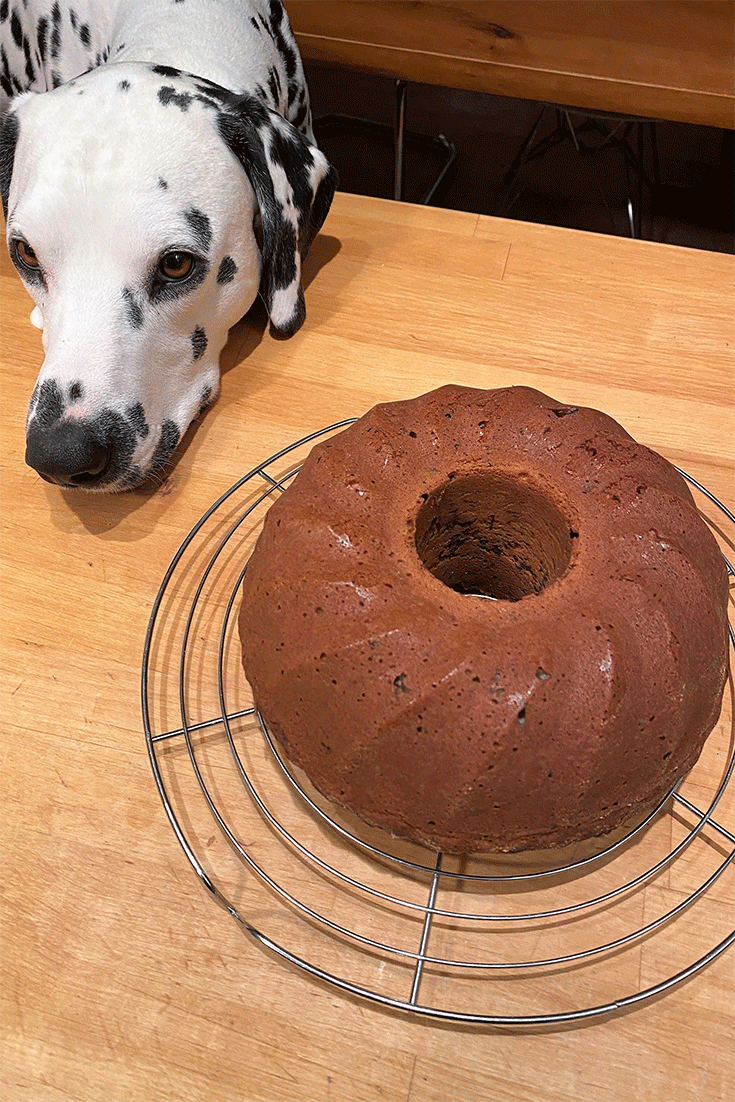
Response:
[14,240,40,271]
[159,251,196,281]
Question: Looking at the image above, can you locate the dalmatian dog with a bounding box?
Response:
[0,0,337,490]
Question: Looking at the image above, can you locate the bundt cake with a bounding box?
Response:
[238,385,730,853]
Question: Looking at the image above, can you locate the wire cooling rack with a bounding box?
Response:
[142,420,735,1026]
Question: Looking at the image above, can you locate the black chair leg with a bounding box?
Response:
[500,107,658,239]
[393,79,407,200]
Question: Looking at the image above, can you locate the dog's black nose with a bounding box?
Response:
[25,421,112,487]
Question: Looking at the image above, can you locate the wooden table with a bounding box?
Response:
[289,1,735,128]
[2,193,734,1099]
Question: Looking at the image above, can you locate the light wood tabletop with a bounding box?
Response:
[2,192,734,1100]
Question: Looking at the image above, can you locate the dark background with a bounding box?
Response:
[304,62,734,254]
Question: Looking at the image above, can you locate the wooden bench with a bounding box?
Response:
[289,1,734,219]
[288,1,734,129]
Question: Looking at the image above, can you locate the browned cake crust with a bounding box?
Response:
[238,385,730,852]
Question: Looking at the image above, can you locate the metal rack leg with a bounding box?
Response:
[409,852,443,1005]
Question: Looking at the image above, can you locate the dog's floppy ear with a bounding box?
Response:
[218,98,337,337]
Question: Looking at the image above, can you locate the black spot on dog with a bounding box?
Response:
[149,420,180,477]
[35,15,47,63]
[9,13,36,86]
[287,79,299,110]
[118,79,130,92]
[191,326,207,360]
[267,66,281,106]
[0,109,19,218]
[9,8,21,48]
[126,402,149,438]
[266,126,315,227]
[292,99,308,133]
[32,379,66,427]
[192,92,220,112]
[270,219,298,290]
[2,38,26,95]
[198,385,213,415]
[158,85,192,111]
[0,2,9,23]
[268,0,297,81]
[158,176,168,189]
[68,380,84,404]
[122,287,144,329]
[184,207,211,252]
[50,68,62,88]
[216,255,237,284]
[194,79,232,104]
[0,46,12,101]
[251,12,270,39]
[78,22,91,48]
[152,64,183,78]
[50,1,62,60]
[216,91,272,163]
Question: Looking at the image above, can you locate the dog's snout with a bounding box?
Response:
[25,421,112,487]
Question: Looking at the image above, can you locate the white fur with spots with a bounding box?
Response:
[0,1,335,490]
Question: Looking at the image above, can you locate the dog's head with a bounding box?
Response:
[0,62,336,490]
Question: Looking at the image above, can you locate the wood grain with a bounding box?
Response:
[288,1,735,128]
[1,193,734,1100]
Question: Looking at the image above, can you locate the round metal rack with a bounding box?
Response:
[142,420,735,1026]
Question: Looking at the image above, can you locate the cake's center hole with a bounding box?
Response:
[415,473,573,601]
